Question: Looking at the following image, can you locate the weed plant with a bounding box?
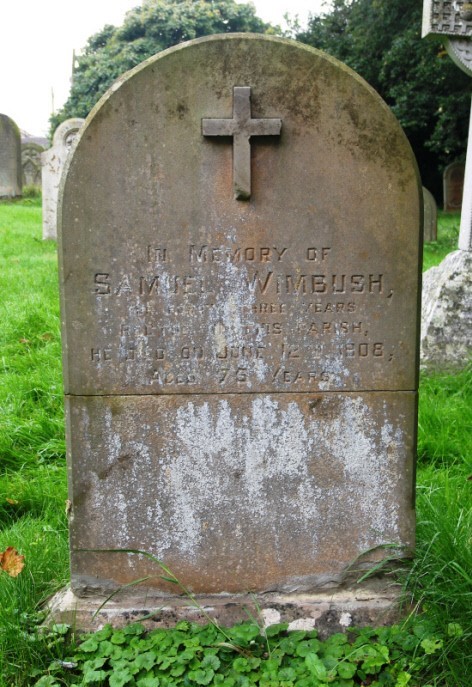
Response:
[0,202,470,686]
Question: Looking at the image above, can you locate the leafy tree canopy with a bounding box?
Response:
[50,0,275,131]
[295,0,471,198]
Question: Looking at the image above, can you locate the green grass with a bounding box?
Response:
[422,212,460,272]
[0,201,470,686]
[0,199,69,686]
[0,198,64,472]
[418,365,472,469]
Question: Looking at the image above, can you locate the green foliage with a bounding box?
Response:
[418,364,472,469]
[35,619,466,687]
[50,0,275,131]
[296,0,470,199]
[422,212,460,271]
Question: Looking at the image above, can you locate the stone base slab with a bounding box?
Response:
[46,583,405,638]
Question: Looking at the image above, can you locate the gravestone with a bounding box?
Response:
[443,161,465,211]
[0,114,22,198]
[22,142,44,188]
[41,118,84,239]
[423,187,438,242]
[52,35,421,632]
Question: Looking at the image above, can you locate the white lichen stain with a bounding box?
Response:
[204,251,269,385]
[164,398,321,557]
[324,397,402,550]
[87,407,161,563]
[287,618,318,631]
[339,612,352,627]
[83,395,406,570]
[261,608,281,628]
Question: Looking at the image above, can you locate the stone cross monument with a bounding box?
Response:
[423,0,472,248]
[421,1,472,368]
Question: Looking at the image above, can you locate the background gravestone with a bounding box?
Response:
[41,118,84,239]
[21,142,44,188]
[54,35,421,631]
[443,161,465,211]
[0,114,22,198]
[423,186,438,242]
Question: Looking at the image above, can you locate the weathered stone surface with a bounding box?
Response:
[0,114,22,198]
[443,161,465,211]
[423,187,438,242]
[41,118,84,239]
[67,392,415,595]
[58,36,421,615]
[421,250,472,370]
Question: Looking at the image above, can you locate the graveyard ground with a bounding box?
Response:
[0,199,470,686]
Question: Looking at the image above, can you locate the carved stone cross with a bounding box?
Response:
[202,86,282,200]
[423,0,472,250]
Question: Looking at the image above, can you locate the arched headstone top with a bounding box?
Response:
[52,118,85,152]
[0,113,22,198]
[41,118,85,240]
[61,33,421,394]
[443,160,465,211]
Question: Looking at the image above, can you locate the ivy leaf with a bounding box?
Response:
[123,623,146,636]
[264,623,289,637]
[337,662,357,679]
[170,663,187,677]
[395,672,412,686]
[202,654,221,671]
[83,668,108,684]
[420,638,443,655]
[233,657,251,673]
[33,678,61,687]
[229,623,261,643]
[296,639,322,657]
[79,637,100,653]
[87,657,108,670]
[447,623,464,638]
[93,625,113,642]
[134,652,156,672]
[188,668,214,685]
[0,547,25,577]
[305,654,328,681]
[109,667,134,687]
[136,677,158,687]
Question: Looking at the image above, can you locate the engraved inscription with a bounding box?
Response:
[88,237,400,391]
